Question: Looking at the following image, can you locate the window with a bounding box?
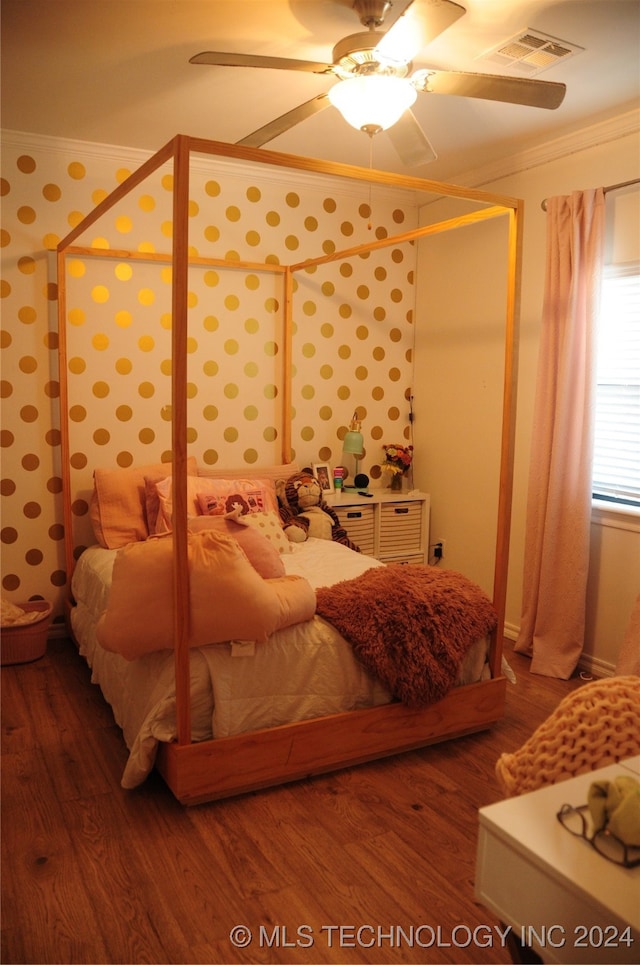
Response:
[592,262,640,507]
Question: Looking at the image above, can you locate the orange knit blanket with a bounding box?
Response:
[316,564,497,708]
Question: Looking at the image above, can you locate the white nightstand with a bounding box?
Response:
[325,490,430,564]
[475,757,640,964]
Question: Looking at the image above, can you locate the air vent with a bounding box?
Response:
[479,29,583,76]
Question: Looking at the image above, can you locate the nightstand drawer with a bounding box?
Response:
[333,504,375,555]
[379,502,423,557]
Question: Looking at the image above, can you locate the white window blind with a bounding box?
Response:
[592,262,640,506]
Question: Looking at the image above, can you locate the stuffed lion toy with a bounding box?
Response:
[276,468,360,553]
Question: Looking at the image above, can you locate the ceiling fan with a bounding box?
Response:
[190,0,567,167]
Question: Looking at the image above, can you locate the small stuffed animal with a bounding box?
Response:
[277,468,361,552]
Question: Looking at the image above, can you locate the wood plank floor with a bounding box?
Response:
[1,638,587,965]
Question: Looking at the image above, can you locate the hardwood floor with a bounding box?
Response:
[1,638,586,965]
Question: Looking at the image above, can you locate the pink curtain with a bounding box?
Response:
[515,189,605,678]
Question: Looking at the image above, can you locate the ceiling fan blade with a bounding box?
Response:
[386,110,437,166]
[419,69,566,109]
[236,94,332,147]
[375,0,466,64]
[190,51,334,75]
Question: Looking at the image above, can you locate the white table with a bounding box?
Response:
[476,756,640,963]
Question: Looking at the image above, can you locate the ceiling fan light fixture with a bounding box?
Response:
[328,75,417,134]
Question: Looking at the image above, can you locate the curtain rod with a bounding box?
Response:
[540,177,640,211]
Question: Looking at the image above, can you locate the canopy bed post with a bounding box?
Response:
[282,267,294,463]
[170,135,192,746]
[490,202,523,678]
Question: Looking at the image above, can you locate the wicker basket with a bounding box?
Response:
[1,601,52,666]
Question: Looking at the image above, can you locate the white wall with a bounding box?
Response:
[412,111,640,674]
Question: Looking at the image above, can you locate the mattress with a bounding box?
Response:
[70,538,489,789]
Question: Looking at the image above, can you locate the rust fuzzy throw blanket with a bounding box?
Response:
[316,565,498,708]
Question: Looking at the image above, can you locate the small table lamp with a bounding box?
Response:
[342,412,364,488]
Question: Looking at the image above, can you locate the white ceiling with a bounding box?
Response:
[2,0,639,181]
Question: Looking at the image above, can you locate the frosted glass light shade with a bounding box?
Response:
[328,75,417,134]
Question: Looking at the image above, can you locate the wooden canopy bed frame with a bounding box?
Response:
[57,134,522,805]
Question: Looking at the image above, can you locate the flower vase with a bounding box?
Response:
[390,473,403,492]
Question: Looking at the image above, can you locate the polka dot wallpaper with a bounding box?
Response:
[1,133,418,620]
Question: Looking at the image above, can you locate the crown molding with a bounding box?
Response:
[452,108,640,188]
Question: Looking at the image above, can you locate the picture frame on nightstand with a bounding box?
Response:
[312,462,334,494]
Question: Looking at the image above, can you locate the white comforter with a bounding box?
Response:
[71,538,393,788]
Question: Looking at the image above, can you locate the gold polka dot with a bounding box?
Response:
[115,168,131,184]
[264,342,278,357]
[138,335,155,352]
[339,304,352,319]
[161,221,173,238]
[320,364,333,380]
[20,405,39,423]
[92,381,110,398]
[203,405,218,421]
[285,235,299,250]
[246,186,261,202]
[160,312,172,330]
[205,180,220,197]
[244,318,259,335]
[42,184,62,201]
[224,339,239,355]
[17,206,36,224]
[91,285,109,304]
[323,198,337,213]
[203,360,218,376]
[388,367,401,381]
[226,206,241,222]
[204,225,220,243]
[115,358,132,374]
[244,405,258,421]
[338,345,351,359]
[223,426,239,442]
[91,236,110,249]
[139,382,155,398]
[286,192,300,208]
[139,428,155,444]
[244,361,258,377]
[70,452,87,469]
[44,381,59,398]
[138,288,155,306]
[224,294,239,311]
[93,428,110,445]
[1,380,12,398]
[0,178,10,195]
[115,215,133,233]
[224,384,239,399]
[19,357,37,374]
[186,337,198,354]
[92,333,109,351]
[266,211,280,227]
[69,405,87,422]
[0,228,10,247]
[301,385,315,400]
[245,230,261,247]
[115,263,133,281]
[138,194,155,212]
[115,309,132,328]
[17,155,36,173]
[68,161,86,180]
[45,429,61,446]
